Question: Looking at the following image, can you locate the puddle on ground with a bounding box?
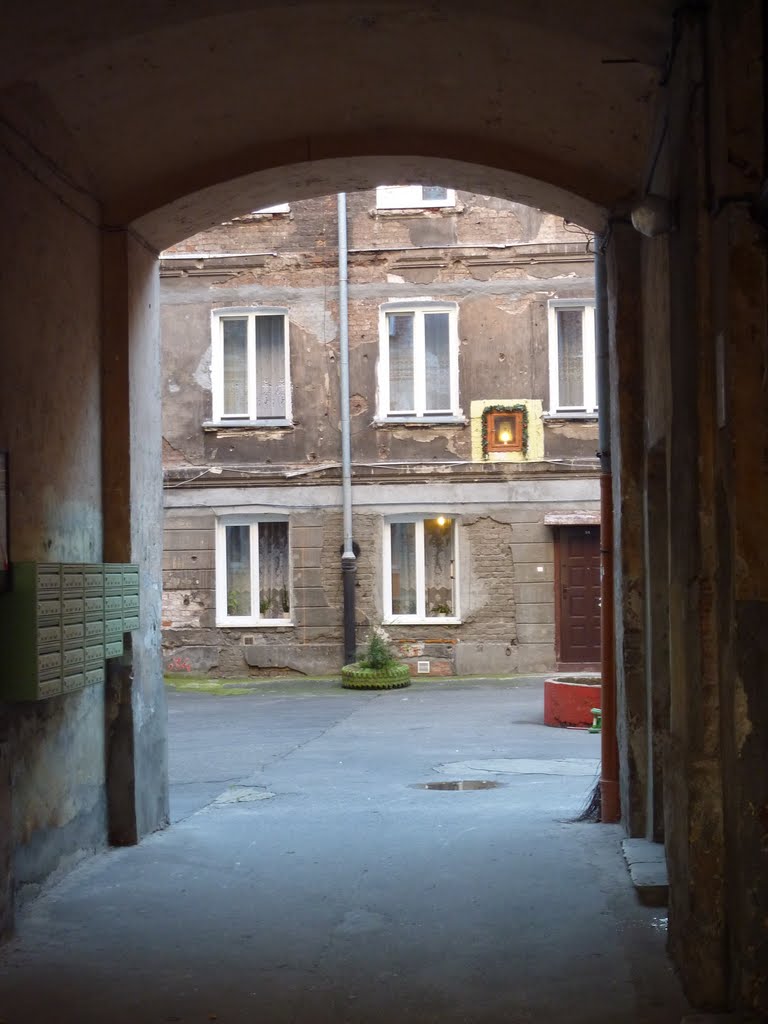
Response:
[411,780,505,791]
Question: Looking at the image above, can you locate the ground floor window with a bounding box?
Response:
[384,516,457,622]
[215,517,291,625]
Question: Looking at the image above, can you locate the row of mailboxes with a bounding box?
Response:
[0,563,140,701]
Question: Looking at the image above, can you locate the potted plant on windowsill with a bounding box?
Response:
[341,630,411,690]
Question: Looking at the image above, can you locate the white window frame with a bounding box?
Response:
[215,515,292,627]
[547,300,597,414]
[210,307,292,424]
[382,515,460,624]
[378,301,461,419]
[376,185,456,210]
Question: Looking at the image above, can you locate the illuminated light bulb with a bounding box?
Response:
[437,515,447,526]
[499,430,512,445]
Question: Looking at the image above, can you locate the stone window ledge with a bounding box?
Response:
[373,416,467,428]
[203,420,293,432]
[383,617,461,626]
[542,412,599,422]
[216,621,295,629]
[369,204,464,218]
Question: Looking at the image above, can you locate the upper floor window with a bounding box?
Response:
[376,185,456,210]
[211,308,291,423]
[253,203,290,214]
[547,301,597,414]
[215,516,291,626]
[383,516,458,622]
[378,302,461,419]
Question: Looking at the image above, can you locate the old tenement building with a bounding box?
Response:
[161,188,601,678]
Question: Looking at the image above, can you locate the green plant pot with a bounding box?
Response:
[340,662,412,690]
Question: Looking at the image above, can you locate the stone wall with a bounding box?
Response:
[163,491,599,678]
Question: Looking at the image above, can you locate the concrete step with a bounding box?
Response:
[622,838,669,906]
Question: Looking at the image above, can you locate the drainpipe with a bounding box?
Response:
[337,193,357,664]
[595,233,620,823]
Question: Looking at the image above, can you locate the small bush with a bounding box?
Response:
[359,631,397,670]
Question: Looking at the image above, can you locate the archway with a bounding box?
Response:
[2,0,766,1015]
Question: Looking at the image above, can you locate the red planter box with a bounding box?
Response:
[544,676,601,728]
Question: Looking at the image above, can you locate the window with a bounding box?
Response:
[253,203,290,214]
[211,308,291,423]
[376,185,456,210]
[215,518,291,625]
[485,409,524,453]
[547,301,597,413]
[378,303,461,419]
[384,516,458,622]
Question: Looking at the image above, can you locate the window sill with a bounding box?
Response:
[542,412,599,421]
[216,619,294,628]
[374,416,467,428]
[371,204,463,217]
[203,420,293,432]
[384,617,461,626]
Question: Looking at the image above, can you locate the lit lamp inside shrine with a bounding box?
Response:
[486,410,523,453]
[495,418,515,445]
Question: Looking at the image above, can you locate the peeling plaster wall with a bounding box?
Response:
[161,191,597,473]
[163,488,600,678]
[620,4,768,1014]
[161,191,599,679]
[0,131,106,924]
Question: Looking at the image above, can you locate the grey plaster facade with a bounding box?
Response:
[161,192,600,677]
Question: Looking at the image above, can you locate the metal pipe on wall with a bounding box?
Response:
[337,193,357,664]
[595,233,620,823]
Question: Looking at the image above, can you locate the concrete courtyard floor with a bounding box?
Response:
[0,675,689,1023]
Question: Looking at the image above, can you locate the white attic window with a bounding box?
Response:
[376,185,455,210]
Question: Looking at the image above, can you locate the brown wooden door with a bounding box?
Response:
[556,525,601,666]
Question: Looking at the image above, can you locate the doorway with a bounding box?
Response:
[555,525,601,669]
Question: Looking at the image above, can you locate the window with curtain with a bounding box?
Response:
[216,518,291,625]
[380,304,459,419]
[386,517,457,620]
[212,309,290,423]
[548,302,597,413]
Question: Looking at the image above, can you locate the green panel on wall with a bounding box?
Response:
[0,562,139,702]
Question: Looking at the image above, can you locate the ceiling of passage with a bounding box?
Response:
[1,0,676,248]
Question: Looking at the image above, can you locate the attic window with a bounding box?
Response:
[376,185,456,210]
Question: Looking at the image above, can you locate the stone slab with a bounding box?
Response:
[622,838,669,907]
[623,838,667,864]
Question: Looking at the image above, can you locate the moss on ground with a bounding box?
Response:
[165,671,543,698]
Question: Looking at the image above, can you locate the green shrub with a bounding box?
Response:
[359,631,397,670]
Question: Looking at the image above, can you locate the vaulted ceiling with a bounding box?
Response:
[2,1,677,247]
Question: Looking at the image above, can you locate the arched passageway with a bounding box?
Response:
[1,1,766,1016]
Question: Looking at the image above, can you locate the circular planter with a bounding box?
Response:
[341,662,412,690]
[543,674,601,728]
